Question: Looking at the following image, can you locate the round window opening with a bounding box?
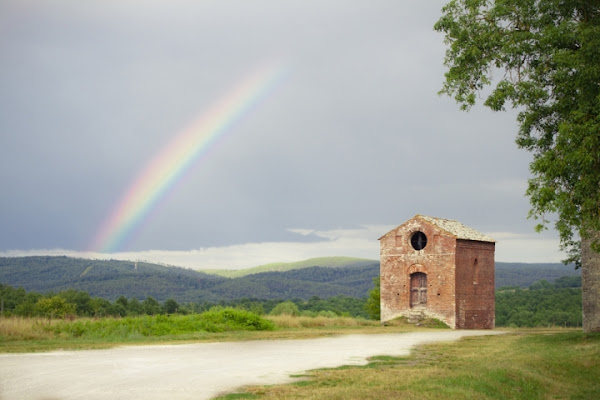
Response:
[410,231,427,250]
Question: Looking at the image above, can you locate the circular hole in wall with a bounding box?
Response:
[410,231,427,250]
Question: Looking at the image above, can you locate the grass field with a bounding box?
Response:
[218,329,600,400]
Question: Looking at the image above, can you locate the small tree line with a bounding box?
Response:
[0,284,373,319]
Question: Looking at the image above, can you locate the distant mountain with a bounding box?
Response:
[0,256,224,302]
[0,256,580,303]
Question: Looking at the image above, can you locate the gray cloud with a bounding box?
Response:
[0,0,561,263]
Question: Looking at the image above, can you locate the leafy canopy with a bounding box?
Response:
[434,0,600,264]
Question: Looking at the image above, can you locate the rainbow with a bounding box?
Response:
[90,62,286,253]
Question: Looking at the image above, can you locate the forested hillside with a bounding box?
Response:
[0,256,223,302]
[201,257,378,278]
[0,256,379,302]
[495,262,579,288]
[0,256,580,303]
[496,276,582,327]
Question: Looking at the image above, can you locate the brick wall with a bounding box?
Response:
[380,219,458,327]
[455,240,495,329]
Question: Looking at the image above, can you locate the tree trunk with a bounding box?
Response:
[581,229,600,332]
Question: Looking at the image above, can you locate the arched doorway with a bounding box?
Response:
[410,272,427,307]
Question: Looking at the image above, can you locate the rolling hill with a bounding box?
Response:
[0,256,580,303]
[200,256,376,278]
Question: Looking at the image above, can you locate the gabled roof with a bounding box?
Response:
[380,215,495,243]
[416,215,495,243]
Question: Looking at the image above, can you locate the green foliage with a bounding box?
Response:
[201,308,276,331]
[296,295,368,318]
[529,279,554,290]
[33,296,76,318]
[0,256,224,302]
[142,297,161,315]
[0,282,372,320]
[202,257,376,278]
[419,318,451,329]
[45,309,275,339]
[269,301,300,316]
[126,297,143,315]
[365,276,380,320]
[495,262,580,288]
[496,278,582,327]
[162,298,181,314]
[435,0,600,264]
[554,275,582,288]
[1,257,583,306]
[208,265,379,301]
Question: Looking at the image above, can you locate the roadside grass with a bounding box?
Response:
[0,309,275,352]
[1,313,426,353]
[266,315,374,328]
[220,329,600,400]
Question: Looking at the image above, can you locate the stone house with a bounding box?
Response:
[379,215,495,329]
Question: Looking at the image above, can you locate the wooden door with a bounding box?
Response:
[410,272,427,307]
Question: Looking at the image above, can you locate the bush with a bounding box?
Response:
[33,296,76,319]
[44,309,275,339]
[200,308,276,331]
[269,301,300,316]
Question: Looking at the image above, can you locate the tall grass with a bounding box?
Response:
[0,317,57,340]
[1,311,388,352]
[0,308,275,344]
[267,315,375,329]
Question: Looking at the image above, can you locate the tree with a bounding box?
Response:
[90,297,114,317]
[34,296,76,318]
[142,296,161,315]
[435,0,600,332]
[127,297,143,315]
[59,289,92,316]
[365,276,380,320]
[115,295,129,309]
[529,279,554,290]
[162,298,180,314]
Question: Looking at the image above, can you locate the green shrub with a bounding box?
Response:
[33,296,76,318]
[269,301,300,316]
[44,309,275,339]
[201,308,276,331]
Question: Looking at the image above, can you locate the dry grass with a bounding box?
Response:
[0,317,57,341]
[266,315,376,329]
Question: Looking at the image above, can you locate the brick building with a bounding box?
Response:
[379,215,495,329]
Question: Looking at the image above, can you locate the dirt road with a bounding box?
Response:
[0,331,501,400]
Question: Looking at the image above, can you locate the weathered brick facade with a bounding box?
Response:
[379,215,495,329]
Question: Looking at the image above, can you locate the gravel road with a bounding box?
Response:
[0,330,502,400]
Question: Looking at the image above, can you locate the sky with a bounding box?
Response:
[0,0,565,270]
